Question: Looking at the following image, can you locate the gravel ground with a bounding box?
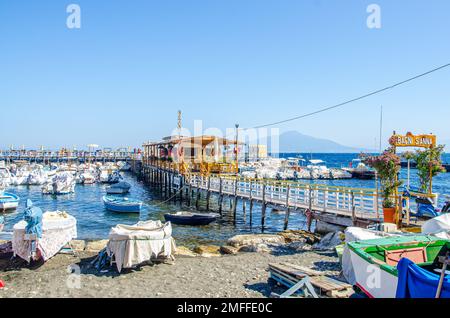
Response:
[0,250,340,298]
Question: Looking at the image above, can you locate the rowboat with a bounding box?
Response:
[103,196,142,213]
[348,235,450,298]
[164,211,220,226]
[106,182,131,195]
[0,192,20,211]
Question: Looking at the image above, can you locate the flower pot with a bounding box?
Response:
[383,207,396,224]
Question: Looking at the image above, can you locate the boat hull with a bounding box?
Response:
[349,249,398,298]
[103,197,142,213]
[0,193,20,211]
[164,214,218,226]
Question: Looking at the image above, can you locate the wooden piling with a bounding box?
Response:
[206,177,211,211]
[283,184,291,231]
[261,182,267,231]
[218,178,224,215]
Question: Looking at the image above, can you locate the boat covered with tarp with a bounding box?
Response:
[12,200,77,262]
[106,182,131,195]
[348,235,450,298]
[99,220,176,272]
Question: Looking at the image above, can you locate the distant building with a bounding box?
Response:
[247,144,268,161]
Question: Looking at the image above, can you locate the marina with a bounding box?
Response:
[2,1,450,303]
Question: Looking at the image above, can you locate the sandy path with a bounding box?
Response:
[0,250,340,298]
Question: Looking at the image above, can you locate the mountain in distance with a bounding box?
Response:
[275,131,376,153]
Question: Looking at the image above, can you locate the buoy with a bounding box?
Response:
[0,280,5,288]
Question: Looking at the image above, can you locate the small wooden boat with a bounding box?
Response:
[0,192,20,211]
[106,182,131,195]
[348,235,450,298]
[164,211,220,226]
[103,196,142,213]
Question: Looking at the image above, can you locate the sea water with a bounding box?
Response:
[1,153,449,247]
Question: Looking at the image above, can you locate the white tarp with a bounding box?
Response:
[107,220,176,272]
[422,214,450,239]
[12,212,77,262]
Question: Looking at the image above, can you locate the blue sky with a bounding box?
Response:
[0,0,449,150]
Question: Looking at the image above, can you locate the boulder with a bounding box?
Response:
[227,234,285,248]
[239,243,271,253]
[85,240,109,253]
[193,245,221,257]
[175,246,197,257]
[286,239,312,252]
[313,231,344,251]
[278,230,321,244]
[70,240,86,252]
[220,245,239,255]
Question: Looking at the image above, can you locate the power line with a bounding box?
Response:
[242,62,450,130]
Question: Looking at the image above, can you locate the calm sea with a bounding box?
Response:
[1,153,449,247]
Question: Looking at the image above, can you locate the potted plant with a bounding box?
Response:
[412,145,446,195]
[362,148,402,223]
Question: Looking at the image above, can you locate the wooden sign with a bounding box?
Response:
[390,132,436,148]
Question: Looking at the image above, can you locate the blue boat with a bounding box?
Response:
[0,192,20,211]
[102,196,143,213]
[164,211,220,226]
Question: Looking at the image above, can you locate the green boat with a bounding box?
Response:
[348,235,450,298]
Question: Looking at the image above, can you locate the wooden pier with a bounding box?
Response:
[133,159,385,232]
[0,150,135,164]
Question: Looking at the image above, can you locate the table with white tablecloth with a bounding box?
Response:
[12,212,77,262]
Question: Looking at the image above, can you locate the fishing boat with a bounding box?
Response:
[103,196,143,213]
[106,182,131,195]
[164,211,220,226]
[0,192,20,211]
[348,235,450,298]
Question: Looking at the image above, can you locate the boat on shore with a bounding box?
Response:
[103,196,142,213]
[106,182,131,195]
[0,192,20,211]
[164,211,220,226]
[348,235,450,298]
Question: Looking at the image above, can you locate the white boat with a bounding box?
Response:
[99,170,122,184]
[0,192,20,211]
[27,169,48,185]
[42,172,76,195]
[80,171,96,184]
[0,168,12,187]
[11,169,30,186]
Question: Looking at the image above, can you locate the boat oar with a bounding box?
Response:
[435,251,449,298]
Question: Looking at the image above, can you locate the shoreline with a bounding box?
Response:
[0,231,344,298]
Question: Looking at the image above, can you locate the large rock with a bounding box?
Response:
[220,245,239,255]
[286,239,312,252]
[227,234,285,248]
[278,230,321,245]
[239,243,271,253]
[313,231,344,251]
[70,240,86,252]
[193,245,221,257]
[175,246,197,257]
[85,240,109,253]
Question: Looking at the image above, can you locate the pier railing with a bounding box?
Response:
[186,174,383,221]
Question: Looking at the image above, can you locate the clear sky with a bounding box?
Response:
[1,0,449,150]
